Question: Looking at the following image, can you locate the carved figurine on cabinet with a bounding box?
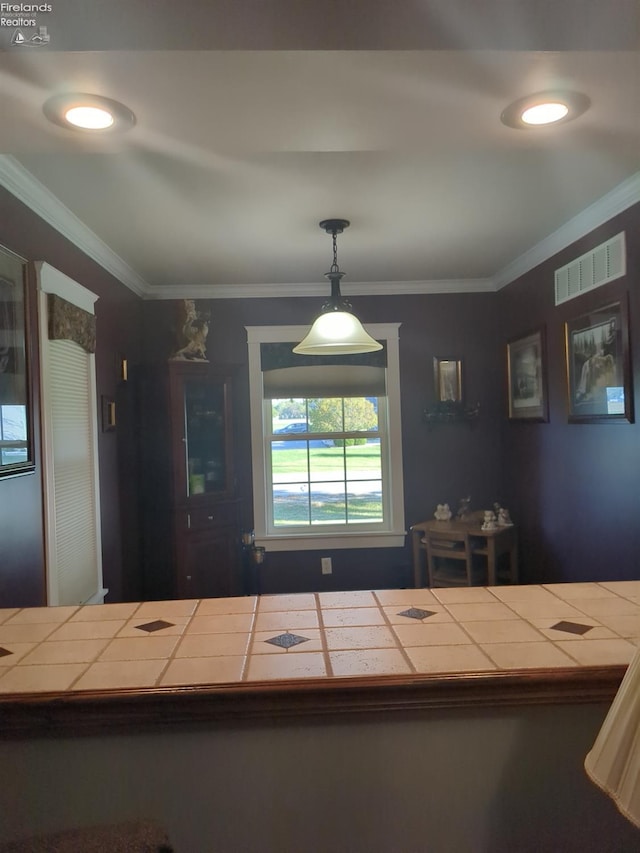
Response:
[170,299,210,362]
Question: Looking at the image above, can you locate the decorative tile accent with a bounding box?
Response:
[0,647,12,658]
[264,632,310,650]
[398,608,436,621]
[135,620,175,633]
[551,620,594,636]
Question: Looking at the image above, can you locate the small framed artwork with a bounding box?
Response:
[101,396,116,432]
[507,328,548,422]
[565,298,633,423]
[433,357,462,402]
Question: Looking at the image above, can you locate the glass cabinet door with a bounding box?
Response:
[182,377,228,498]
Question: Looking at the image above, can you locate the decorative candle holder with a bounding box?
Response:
[251,545,266,564]
[241,530,255,548]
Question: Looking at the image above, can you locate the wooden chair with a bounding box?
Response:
[422,528,487,587]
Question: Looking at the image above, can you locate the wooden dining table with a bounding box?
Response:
[410,518,519,588]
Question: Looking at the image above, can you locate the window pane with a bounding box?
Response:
[346,442,381,481]
[346,486,383,523]
[1,447,28,465]
[271,398,307,434]
[309,444,344,482]
[271,443,309,483]
[273,484,310,526]
[310,485,347,524]
[344,396,378,432]
[0,404,27,441]
[308,398,344,433]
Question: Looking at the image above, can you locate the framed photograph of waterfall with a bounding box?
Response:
[565,298,633,423]
[0,247,34,477]
[507,328,548,422]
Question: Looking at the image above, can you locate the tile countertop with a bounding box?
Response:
[0,582,638,737]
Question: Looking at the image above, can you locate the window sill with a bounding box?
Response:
[254,532,407,551]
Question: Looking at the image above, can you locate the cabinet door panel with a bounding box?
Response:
[176,527,240,599]
[169,364,234,503]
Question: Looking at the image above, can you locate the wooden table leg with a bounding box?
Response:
[487,537,497,586]
[412,528,423,588]
[509,528,519,584]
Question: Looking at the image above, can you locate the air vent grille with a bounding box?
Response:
[555,232,626,306]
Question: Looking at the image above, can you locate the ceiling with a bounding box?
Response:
[0,0,638,299]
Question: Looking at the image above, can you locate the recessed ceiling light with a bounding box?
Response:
[501,91,590,130]
[521,102,569,125]
[64,106,115,130]
[43,93,136,133]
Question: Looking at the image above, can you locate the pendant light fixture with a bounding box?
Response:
[293,219,382,355]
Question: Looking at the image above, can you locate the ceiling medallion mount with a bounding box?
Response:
[292,219,382,356]
[319,218,350,235]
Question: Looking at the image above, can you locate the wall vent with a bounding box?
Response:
[554,232,626,306]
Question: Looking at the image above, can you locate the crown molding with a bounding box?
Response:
[0,155,152,299]
[492,171,640,290]
[145,278,495,300]
[1,153,638,300]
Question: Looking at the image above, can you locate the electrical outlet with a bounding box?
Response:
[321,557,332,575]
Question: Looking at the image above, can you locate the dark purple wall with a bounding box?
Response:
[142,291,504,594]
[0,264,45,607]
[498,203,640,583]
[0,187,143,607]
[2,182,638,605]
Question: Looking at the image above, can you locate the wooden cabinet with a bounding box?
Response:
[141,362,242,600]
[175,515,240,599]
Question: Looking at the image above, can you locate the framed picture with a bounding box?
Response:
[507,328,548,422]
[0,248,34,477]
[433,357,462,402]
[565,299,633,423]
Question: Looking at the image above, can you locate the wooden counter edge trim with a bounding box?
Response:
[0,665,626,739]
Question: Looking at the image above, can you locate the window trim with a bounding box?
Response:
[246,323,405,551]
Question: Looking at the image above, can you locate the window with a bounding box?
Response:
[247,324,405,551]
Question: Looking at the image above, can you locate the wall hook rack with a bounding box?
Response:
[423,400,480,429]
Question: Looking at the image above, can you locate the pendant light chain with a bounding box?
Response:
[331,228,340,274]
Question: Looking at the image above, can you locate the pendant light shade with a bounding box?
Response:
[293,309,382,355]
[293,219,382,356]
[585,645,640,827]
